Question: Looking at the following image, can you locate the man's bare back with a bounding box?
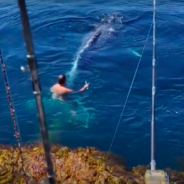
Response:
[51,75,89,96]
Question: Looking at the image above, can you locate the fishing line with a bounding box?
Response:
[106,22,153,160]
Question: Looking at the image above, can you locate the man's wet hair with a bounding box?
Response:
[58,75,66,85]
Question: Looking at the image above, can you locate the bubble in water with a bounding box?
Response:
[20,66,25,72]
[20,65,29,72]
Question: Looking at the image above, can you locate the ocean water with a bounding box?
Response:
[0,0,184,170]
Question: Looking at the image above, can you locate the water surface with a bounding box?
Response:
[0,0,184,170]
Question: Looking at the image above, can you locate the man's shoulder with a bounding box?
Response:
[51,84,71,94]
[50,84,58,91]
[52,84,61,88]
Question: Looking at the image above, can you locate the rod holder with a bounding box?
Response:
[145,170,169,184]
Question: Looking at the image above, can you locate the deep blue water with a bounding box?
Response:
[1,0,184,170]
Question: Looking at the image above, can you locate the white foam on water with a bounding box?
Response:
[67,34,96,85]
[108,27,115,32]
[67,15,118,86]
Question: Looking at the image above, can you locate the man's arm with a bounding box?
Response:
[79,85,87,92]
[65,83,89,94]
[64,88,73,93]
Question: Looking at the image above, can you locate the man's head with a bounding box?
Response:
[58,75,66,85]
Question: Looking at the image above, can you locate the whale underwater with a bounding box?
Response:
[80,15,142,55]
[67,14,141,85]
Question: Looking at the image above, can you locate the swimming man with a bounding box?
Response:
[51,75,89,96]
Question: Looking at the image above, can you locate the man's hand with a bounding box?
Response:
[84,82,89,89]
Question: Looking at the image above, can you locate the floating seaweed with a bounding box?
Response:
[0,143,183,184]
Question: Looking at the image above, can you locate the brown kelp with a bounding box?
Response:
[0,143,183,184]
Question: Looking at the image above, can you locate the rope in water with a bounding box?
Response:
[0,48,28,183]
[106,22,153,160]
[17,0,56,183]
[151,0,156,170]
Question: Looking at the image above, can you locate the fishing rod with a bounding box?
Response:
[0,47,28,183]
[145,0,169,182]
[151,0,156,171]
[17,0,56,183]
